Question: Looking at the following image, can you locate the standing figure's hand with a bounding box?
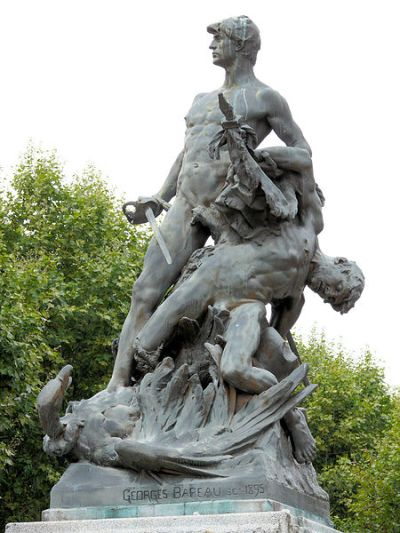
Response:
[122,196,170,225]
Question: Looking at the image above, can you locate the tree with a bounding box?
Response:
[0,147,149,527]
[297,332,398,532]
[342,395,400,532]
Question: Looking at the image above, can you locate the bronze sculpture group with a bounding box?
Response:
[37,16,364,520]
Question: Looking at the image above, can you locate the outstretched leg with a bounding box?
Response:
[108,196,208,389]
[220,302,278,394]
[137,266,215,355]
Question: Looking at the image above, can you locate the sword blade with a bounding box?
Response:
[145,207,173,265]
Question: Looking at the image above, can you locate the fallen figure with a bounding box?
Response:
[132,97,364,463]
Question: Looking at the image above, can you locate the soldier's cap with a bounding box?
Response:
[207,15,260,48]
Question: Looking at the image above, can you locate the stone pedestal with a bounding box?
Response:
[6,510,341,533]
[45,460,330,526]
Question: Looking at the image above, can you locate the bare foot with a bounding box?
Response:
[285,408,316,464]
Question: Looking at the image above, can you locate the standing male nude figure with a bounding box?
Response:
[109,16,311,389]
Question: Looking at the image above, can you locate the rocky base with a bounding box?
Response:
[36,328,332,530]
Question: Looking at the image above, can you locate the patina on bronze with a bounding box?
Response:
[37,16,364,525]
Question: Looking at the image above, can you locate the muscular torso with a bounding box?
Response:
[178,82,275,207]
[192,159,322,310]
[207,220,315,308]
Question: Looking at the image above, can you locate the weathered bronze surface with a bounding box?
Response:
[37,16,364,523]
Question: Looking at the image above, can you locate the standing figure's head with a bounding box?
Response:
[207,16,261,68]
[308,255,365,314]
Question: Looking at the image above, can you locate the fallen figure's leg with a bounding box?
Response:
[138,295,315,462]
[219,302,278,392]
[212,303,316,463]
[135,238,270,367]
[136,265,214,366]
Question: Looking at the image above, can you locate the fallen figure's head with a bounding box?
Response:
[307,252,365,314]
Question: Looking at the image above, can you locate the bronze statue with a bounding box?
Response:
[37,16,364,526]
[108,15,311,391]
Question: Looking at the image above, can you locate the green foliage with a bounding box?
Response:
[345,395,400,532]
[297,332,398,532]
[0,147,149,527]
[1,148,398,531]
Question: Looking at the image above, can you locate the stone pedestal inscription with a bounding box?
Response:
[49,462,329,521]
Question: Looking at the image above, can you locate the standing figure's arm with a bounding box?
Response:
[258,146,312,173]
[261,89,312,155]
[124,149,184,225]
[156,149,184,203]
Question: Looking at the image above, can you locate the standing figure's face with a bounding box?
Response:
[209,32,237,68]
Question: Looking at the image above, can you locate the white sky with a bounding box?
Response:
[1,1,399,387]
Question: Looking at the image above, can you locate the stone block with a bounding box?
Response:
[6,510,342,533]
